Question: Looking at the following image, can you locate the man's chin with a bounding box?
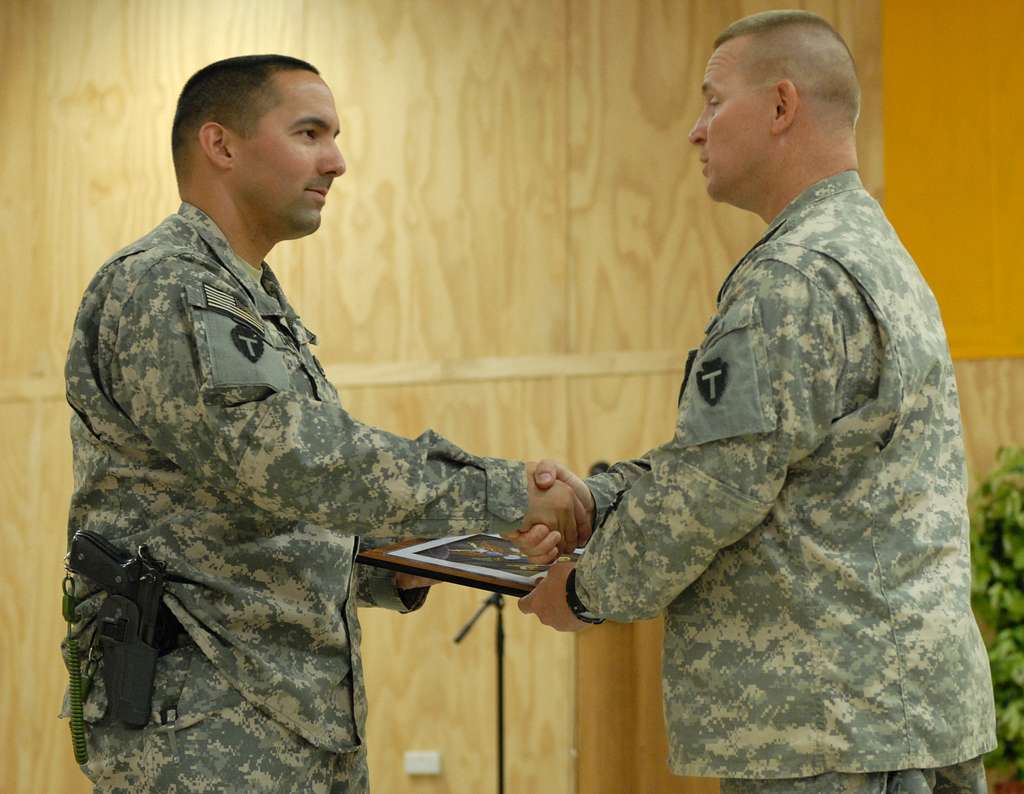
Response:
[704,179,731,205]
[284,209,323,240]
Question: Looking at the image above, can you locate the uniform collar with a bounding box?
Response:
[716,169,865,304]
[764,168,864,235]
[176,202,282,315]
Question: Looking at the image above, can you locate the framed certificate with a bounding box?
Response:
[356,533,581,597]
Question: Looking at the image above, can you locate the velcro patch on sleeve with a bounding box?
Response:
[202,283,264,335]
[676,298,777,446]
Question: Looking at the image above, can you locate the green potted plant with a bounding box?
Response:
[971,446,1024,792]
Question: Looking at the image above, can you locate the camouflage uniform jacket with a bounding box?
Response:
[577,171,996,777]
[64,203,527,752]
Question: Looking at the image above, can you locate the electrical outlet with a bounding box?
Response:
[403,750,442,776]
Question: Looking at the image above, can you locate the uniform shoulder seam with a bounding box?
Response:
[745,248,840,308]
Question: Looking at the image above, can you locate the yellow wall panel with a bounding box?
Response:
[884,0,1024,358]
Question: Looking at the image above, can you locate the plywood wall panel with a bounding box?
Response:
[343,377,574,794]
[955,359,1024,484]
[29,0,309,381]
[0,0,45,383]
[2,1,893,792]
[568,0,883,357]
[567,0,743,356]
[0,399,85,793]
[286,0,569,366]
[568,372,717,793]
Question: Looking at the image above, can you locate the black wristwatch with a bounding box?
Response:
[565,569,605,624]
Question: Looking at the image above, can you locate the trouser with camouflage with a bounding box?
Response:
[78,643,369,794]
[720,756,987,794]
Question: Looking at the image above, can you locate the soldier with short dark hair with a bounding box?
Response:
[61,54,581,793]
[519,11,996,793]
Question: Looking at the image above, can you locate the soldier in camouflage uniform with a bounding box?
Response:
[519,11,996,793]
[62,55,581,793]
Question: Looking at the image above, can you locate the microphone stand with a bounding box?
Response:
[454,592,505,794]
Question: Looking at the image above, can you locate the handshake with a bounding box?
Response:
[506,460,599,632]
[507,459,595,562]
[398,459,600,631]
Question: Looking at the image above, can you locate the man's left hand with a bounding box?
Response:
[518,562,590,632]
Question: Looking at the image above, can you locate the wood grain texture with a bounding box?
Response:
[20,0,307,382]
[955,359,1024,485]
[563,6,881,781]
[0,0,45,384]
[0,400,86,793]
[570,373,718,794]
[343,378,574,794]
[9,0,570,373]
[2,1,570,790]
[0,1,898,792]
[567,0,883,356]
[283,0,569,365]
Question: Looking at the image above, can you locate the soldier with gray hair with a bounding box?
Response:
[61,54,582,793]
[518,10,996,793]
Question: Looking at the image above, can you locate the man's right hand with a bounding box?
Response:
[532,459,595,538]
[504,460,596,564]
[502,463,581,560]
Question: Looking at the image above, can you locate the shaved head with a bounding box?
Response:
[714,10,860,129]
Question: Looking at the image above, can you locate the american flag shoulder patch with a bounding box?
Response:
[202,283,264,335]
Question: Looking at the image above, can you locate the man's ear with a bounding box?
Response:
[770,79,799,134]
[196,121,237,171]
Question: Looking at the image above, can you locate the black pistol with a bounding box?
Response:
[67,530,167,727]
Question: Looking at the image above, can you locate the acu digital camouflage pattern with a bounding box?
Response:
[81,646,369,793]
[720,755,987,794]
[577,171,996,777]
[63,203,528,765]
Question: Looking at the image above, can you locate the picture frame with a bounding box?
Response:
[356,533,581,597]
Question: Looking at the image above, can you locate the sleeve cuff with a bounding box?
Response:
[480,457,528,533]
[573,563,599,615]
[584,471,626,529]
[356,563,422,612]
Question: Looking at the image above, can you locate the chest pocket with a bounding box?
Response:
[184,284,291,402]
[676,297,777,447]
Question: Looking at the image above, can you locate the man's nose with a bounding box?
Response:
[324,144,346,177]
[688,119,706,145]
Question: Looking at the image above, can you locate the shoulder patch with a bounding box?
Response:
[677,298,777,446]
[696,357,729,405]
[230,324,265,362]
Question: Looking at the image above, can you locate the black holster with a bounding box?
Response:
[67,530,179,728]
[96,595,160,727]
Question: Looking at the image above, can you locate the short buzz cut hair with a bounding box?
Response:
[714,10,861,128]
[171,54,320,182]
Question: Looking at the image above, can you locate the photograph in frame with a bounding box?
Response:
[356,533,582,597]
